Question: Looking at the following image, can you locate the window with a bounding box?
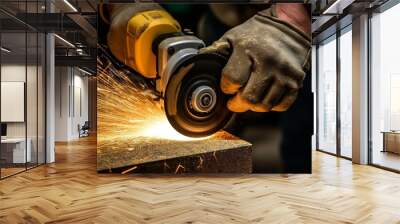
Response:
[339,26,352,158]
[317,35,337,154]
[0,1,46,179]
[316,24,353,159]
[370,3,400,171]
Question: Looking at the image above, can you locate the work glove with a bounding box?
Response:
[202,6,311,112]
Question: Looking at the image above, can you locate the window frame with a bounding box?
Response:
[315,23,353,160]
[367,0,400,173]
[0,0,47,180]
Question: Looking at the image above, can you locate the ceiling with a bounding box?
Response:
[0,0,393,71]
[0,0,97,72]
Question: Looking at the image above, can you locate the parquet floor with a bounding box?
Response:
[1,136,400,223]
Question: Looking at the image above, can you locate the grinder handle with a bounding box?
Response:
[125,10,181,78]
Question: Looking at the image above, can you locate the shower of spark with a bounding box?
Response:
[97,52,208,143]
[138,116,209,141]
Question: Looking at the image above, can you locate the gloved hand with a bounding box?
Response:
[202,6,311,113]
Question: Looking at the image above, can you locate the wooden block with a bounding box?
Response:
[97,131,252,173]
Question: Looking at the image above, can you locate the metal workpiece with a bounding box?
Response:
[97,131,252,173]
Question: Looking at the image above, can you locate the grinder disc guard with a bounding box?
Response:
[164,53,232,137]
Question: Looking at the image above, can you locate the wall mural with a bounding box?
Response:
[97,3,312,174]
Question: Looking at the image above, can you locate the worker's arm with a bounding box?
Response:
[275,4,311,36]
[203,4,311,113]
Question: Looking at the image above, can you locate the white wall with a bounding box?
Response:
[72,73,89,138]
[55,66,70,141]
[54,67,89,141]
[1,65,26,81]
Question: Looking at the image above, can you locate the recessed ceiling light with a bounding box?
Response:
[63,0,78,12]
[54,34,75,48]
[1,47,11,53]
[78,67,93,76]
[322,0,353,15]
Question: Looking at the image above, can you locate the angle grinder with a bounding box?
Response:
[120,10,232,137]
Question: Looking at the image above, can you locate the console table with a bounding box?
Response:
[1,138,32,164]
[382,131,400,154]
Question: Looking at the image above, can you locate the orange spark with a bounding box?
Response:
[97,55,211,143]
[175,164,185,174]
[197,156,203,169]
[121,166,137,174]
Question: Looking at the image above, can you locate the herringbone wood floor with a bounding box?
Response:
[1,136,400,224]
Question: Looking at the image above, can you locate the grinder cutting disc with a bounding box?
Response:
[164,52,232,137]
